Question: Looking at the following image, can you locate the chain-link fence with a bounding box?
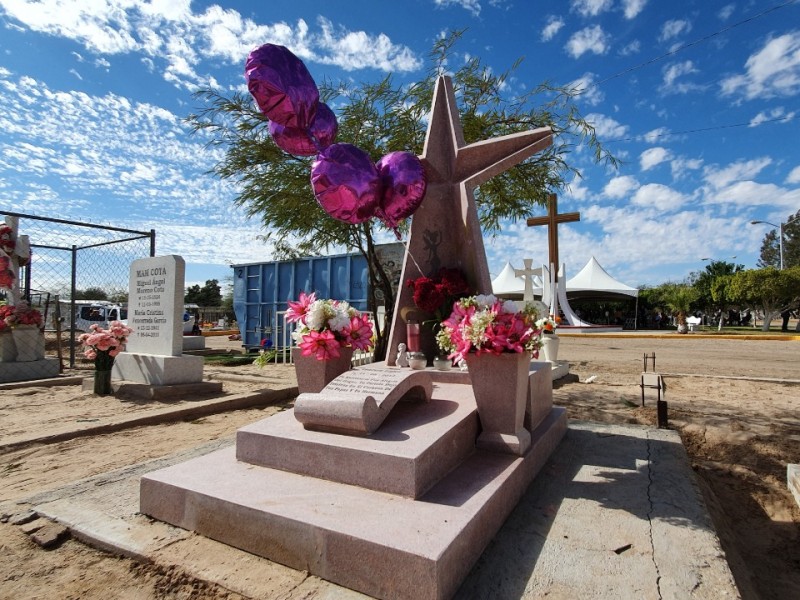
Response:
[1,211,154,379]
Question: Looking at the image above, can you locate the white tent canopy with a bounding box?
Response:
[565,256,638,299]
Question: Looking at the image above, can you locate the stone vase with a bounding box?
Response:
[465,351,531,456]
[0,331,16,362]
[540,334,560,362]
[11,325,45,362]
[293,346,353,394]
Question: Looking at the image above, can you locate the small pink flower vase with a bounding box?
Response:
[292,346,354,394]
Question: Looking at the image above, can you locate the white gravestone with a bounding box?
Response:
[113,255,204,386]
[127,255,183,356]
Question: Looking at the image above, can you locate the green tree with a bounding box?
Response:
[188,31,617,359]
[662,283,699,333]
[690,260,744,325]
[726,267,800,330]
[185,279,222,307]
[74,287,108,301]
[756,210,800,269]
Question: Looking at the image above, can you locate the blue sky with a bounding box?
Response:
[1,0,799,294]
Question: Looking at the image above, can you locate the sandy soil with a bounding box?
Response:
[1,334,799,599]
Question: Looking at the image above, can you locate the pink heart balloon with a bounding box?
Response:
[245,44,319,129]
[311,144,381,224]
[270,102,338,156]
[375,151,427,230]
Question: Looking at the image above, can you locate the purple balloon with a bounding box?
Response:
[270,102,338,156]
[245,44,319,129]
[311,144,381,224]
[375,151,427,230]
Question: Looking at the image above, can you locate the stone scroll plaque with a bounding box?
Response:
[294,368,433,435]
[126,255,185,357]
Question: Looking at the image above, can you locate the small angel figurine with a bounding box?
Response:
[396,343,409,367]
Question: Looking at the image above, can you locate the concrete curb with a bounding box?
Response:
[0,386,298,455]
[0,375,84,390]
[559,332,800,341]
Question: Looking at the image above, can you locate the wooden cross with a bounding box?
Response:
[526,194,580,281]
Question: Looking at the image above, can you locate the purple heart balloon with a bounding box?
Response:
[311,144,381,224]
[270,102,338,156]
[375,151,427,231]
[245,44,319,130]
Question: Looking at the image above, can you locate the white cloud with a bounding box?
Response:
[0,2,422,90]
[541,15,565,42]
[640,147,672,171]
[585,113,628,139]
[565,25,610,59]
[703,181,800,210]
[787,165,800,184]
[749,106,796,127]
[604,175,640,198]
[619,40,641,56]
[703,157,772,189]
[661,60,699,93]
[671,157,704,179]
[718,4,735,21]
[570,0,613,18]
[565,176,590,201]
[622,0,647,20]
[568,72,604,105]
[434,0,481,16]
[631,183,687,209]
[720,32,800,100]
[642,127,670,143]
[659,19,691,42]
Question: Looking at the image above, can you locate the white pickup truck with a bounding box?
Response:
[63,301,195,333]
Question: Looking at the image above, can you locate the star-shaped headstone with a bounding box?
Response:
[387,76,553,364]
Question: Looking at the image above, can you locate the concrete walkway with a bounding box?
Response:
[6,420,739,599]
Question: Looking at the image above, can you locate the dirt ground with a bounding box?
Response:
[1,334,799,599]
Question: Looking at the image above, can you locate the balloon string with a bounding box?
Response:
[402,238,424,274]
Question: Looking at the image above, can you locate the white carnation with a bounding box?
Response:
[501,300,519,314]
[474,294,497,308]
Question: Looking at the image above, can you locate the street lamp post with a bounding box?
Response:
[750,220,785,270]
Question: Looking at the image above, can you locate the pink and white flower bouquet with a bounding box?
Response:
[78,321,133,369]
[286,292,374,360]
[436,294,542,363]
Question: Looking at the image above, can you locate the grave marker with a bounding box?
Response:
[387,77,553,364]
[127,255,184,356]
[113,254,207,388]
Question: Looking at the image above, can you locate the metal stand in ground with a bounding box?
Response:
[640,352,668,428]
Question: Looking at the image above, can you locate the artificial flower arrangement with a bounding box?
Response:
[286,292,374,360]
[0,224,15,255]
[436,294,543,363]
[536,314,560,334]
[78,321,133,369]
[405,267,471,320]
[0,301,43,330]
[0,256,14,289]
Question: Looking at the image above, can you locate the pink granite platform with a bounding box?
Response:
[141,407,566,600]
[140,362,567,599]
[237,382,478,498]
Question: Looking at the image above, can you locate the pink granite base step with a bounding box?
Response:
[237,382,478,498]
[140,407,567,600]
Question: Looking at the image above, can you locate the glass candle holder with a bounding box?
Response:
[406,321,420,352]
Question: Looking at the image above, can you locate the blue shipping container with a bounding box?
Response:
[232,251,371,350]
